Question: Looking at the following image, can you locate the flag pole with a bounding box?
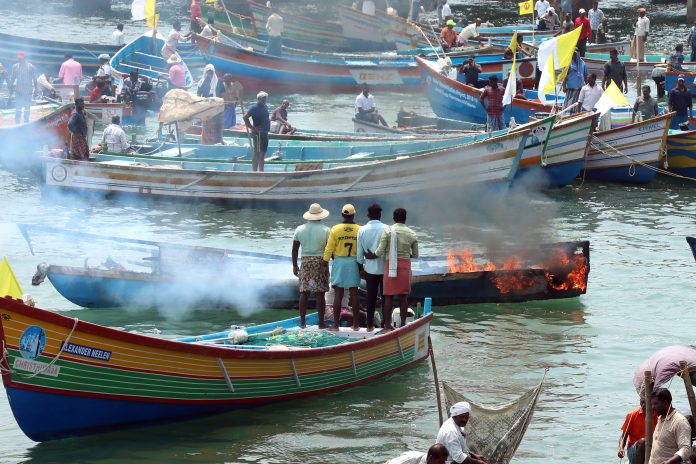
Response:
[636,32,642,97]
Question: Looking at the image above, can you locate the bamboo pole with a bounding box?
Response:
[644,370,654,463]
[679,361,696,420]
[428,335,443,426]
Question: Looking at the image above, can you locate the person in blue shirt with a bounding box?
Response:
[669,44,685,72]
[356,203,389,331]
[562,50,588,114]
[243,91,271,172]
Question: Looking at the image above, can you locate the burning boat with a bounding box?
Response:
[410,241,590,305]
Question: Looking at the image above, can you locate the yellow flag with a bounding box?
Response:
[0,257,23,299]
[543,54,556,93]
[508,32,518,53]
[147,13,159,28]
[519,0,533,15]
[595,81,629,115]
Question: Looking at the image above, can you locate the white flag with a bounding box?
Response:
[131,0,146,20]
[502,68,516,106]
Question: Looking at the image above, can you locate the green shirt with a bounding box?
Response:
[293,221,330,257]
[375,223,419,259]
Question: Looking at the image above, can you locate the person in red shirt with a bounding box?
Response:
[479,75,506,132]
[574,8,591,57]
[617,398,658,464]
[440,20,458,51]
[167,55,187,89]
[189,0,202,33]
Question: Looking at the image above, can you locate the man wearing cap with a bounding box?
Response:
[58,53,83,86]
[355,84,388,126]
[602,49,628,94]
[440,20,458,51]
[630,8,650,61]
[574,9,591,57]
[436,402,488,464]
[669,75,692,130]
[167,55,187,90]
[356,203,389,331]
[292,203,331,329]
[243,91,271,171]
[9,52,37,124]
[479,75,506,132]
[323,204,361,332]
[457,18,482,46]
[96,54,112,78]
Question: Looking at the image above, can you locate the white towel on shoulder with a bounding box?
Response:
[388,225,398,278]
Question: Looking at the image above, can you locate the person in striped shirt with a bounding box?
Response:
[9,52,37,124]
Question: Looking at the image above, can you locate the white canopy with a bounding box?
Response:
[158,89,224,131]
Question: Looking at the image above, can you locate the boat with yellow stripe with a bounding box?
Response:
[665,128,696,178]
[0,295,432,441]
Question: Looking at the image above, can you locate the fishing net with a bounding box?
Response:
[442,372,546,464]
[245,329,357,349]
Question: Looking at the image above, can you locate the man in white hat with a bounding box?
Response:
[96,54,112,78]
[167,54,186,89]
[292,203,331,329]
[243,91,271,171]
[436,402,488,464]
[630,7,650,61]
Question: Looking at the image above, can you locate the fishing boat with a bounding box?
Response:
[337,5,429,52]
[583,51,673,75]
[352,110,485,134]
[0,32,121,76]
[478,25,556,39]
[687,237,696,261]
[416,56,552,125]
[110,32,194,88]
[247,0,349,52]
[42,126,541,204]
[200,1,257,37]
[0,294,433,441]
[665,128,696,178]
[0,101,73,170]
[583,113,671,183]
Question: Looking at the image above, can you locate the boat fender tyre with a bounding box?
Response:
[51,165,67,183]
[519,61,534,78]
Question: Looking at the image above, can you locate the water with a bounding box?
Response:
[2,1,696,463]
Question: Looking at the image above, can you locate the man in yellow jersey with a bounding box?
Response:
[323,204,361,331]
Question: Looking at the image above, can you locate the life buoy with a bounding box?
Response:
[51,165,67,183]
[519,61,534,78]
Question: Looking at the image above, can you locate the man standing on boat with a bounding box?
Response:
[243,91,271,172]
[8,52,37,124]
[648,388,692,464]
[323,204,361,332]
[58,53,83,87]
[356,203,389,332]
[617,397,657,464]
[221,73,244,129]
[68,98,89,160]
[602,49,628,94]
[578,73,603,112]
[479,75,506,132]
[668,75,692,130]
[630,8,649,62]
[265,6,284,57]
[292,203,331,329]
[574,9,591,57]
[669,45,686,72]
[437,402,489,464]
[112,24,125,47]
[687,20,696,62]
[355,84,388,126]
[162,21,193,61]
[190,0,202,34]
[562,50,587,113]
[588,2,604,44]
[167,55,187,90]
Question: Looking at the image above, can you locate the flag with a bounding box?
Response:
[536,27,582,104]
[594,81,628,115]
[519,0,533,15]
[0,257,23,299]
[503,33,518,106]
[131,0,157,26]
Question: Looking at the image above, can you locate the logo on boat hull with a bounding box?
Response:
[19,325,46,360]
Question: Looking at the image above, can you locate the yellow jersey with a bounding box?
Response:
[323,222,360,261]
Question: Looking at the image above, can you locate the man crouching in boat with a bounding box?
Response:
[437,402,488,464]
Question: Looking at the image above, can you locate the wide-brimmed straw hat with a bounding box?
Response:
[303,203,330,220]
[166,55,182,64]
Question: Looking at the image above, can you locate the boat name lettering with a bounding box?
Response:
[60,341,112,361]
[349,70,404,85]
[13,358,60,377]
[638,123,659,132]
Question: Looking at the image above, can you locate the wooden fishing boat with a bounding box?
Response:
[583,52,673,75]
[687,237,696,261]
[200,1,257,37]
[110,32,194,88]
[477,25,556,39]
[0,101,72,170]
[0,294,433,441]
[352,111,485,134]
[0,32,121,76]
[583,113,671,183]
[42,126,540,203]
[665,128,696,178]
[337,5,429,52]
[247,0,349,52]
[416,56,553,124]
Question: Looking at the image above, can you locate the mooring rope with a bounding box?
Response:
[8,317,80,379]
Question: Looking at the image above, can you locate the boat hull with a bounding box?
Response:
[666,129,696,177]
[0,296,432,441]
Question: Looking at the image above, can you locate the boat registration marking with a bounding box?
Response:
[13,358,61,377]
[60,341,112,362]
[349,69,404,85]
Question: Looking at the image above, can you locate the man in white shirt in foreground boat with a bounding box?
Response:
[355,84,388,126]
[101,115,130,153]
[436,402,488,464]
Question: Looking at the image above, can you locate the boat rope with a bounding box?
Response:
[589,136,696,182]
[0,340,12,375]
[11,317,79,379]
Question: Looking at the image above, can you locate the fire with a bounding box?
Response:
[446,246,589,295]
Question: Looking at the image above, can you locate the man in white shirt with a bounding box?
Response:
[101,115,130,153]
[356,203,389,331]
[457,18,482,45]
[440,0,452,22]
[95,54,111,78]
[436,402,488,464]
[112,24,124,47]
[587,2,604,44]
[265,7,284,56]
[630,7,650,61]
[355,84,387,126]
[534,0,550,19]
[578,72,603,111]
[200,17,218,38]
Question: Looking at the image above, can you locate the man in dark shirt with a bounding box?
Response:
[243,91,271,172]
[479,75,506,132]
[602,49,628,93]
[271,99,296,135]
[632,85,659,122]
[459,57,483,87]
[669,75,693,130]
